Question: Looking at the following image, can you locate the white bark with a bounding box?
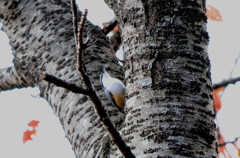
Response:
[0,0,217,157]
[105,0,217,157]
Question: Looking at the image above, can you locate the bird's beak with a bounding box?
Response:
[102,66,106,73]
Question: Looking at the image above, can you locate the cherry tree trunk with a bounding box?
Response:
[0,0,217,157]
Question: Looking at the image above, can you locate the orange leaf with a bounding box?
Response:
[23,129,36,143]
[215,86,225,93]
[28,120,40,128]
[206,5,223,21]
[213,90,222,113]
[213,87,225,113]
[23,120,40,143]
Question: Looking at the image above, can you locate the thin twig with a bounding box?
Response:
[40,72,90,95]
[42,3,135,157]
[77,9,90,84]
[82,31,98,49]
[102,17,118,35]
[41,71,135,157]
[74,8,135,158]
[213,76,240,89]
[40,70,135,158]
[71,0,79,46]
[229,52,240,78]
[218,136,240,147]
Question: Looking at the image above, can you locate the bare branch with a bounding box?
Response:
[73,8,135,158]
[76,9,91,86]
[40,72,90,95]
[218,136,240,147]
[213,76,240,89]
[83,31,98,49]
[71,0,79,46]
[42,3,135,157]
[40,70,135,157]
[102,17,118,35]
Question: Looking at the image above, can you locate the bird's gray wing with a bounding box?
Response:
[100,73,124,113]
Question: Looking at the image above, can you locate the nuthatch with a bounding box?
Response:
[100,67,125,113]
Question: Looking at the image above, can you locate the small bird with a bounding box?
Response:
[100,67,126,113]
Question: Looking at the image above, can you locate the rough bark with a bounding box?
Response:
[0,0,124,157]
[104,0,217,157]
[0,0,217,157]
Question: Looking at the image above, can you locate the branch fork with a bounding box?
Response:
[41,1,135,157]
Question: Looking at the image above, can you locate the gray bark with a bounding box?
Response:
[0,0,123,157]
[0,0,217,157]
[104,0,217,157]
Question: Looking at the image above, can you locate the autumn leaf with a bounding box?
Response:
[213,90,221,113]
[28,120,40,128]
[23,129,36,143]
[206,4,223,21]
[213,87,224,113]
[23,120,40,143]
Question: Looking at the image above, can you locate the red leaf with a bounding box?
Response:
[213,90,222,113]
[23,129,36,143]
[23,120,40,143]
[206,5,223,21]
[28,120,40,128]
[213,87,224,113]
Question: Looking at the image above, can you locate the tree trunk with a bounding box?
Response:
[0,0,217,157]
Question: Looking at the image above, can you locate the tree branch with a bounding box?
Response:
[218,136,240,147]
[76,9,90,82]
[102,17,118,35]
[75,9,135,158]
[71,0,79,46]
[213,76,240,89]
[40,72,90,95]
[41,3,135,158]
